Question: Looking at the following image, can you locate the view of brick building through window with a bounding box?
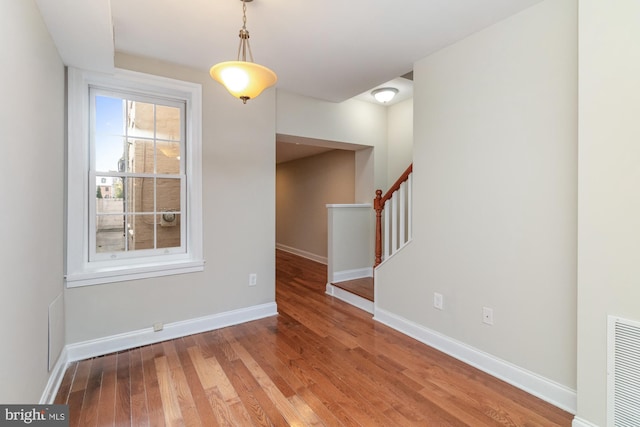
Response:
[94,94,183,255]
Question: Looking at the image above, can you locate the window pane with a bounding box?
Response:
[158,213,181,249]
[127,101,155,138]
[127,139,154,174]
[125,177,155,214]
[96,215,125,253]
[96,178,122,215]
[95,96,125,173]
[129,214,155,250]
[112,177,124,199]
[157,141,181,173]
[95,177,117,207]
[157,178,181,212]
[156,105,181,141]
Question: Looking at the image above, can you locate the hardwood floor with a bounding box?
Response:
[55,250,573,426]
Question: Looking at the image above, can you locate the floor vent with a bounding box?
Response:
[608,316,640,426]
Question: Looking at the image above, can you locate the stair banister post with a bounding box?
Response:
[373,164,413,268]
[374,189,383,267]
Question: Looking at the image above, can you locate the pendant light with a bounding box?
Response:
[210,0,277,104]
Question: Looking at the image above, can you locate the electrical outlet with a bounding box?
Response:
[249,273,257,286]
[482,307,494,325]
[433,292,443,310]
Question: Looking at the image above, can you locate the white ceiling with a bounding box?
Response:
[36,0,541,104]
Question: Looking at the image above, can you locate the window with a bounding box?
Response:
[66,68,203,287]
[91,90,185,258]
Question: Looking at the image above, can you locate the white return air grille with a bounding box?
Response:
[608,316,640,427]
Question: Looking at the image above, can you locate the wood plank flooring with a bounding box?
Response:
[55,250,573,426]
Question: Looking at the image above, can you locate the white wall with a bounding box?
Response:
[577,1,640,425]
[64,53,276,343]
[376,0,577,399]
[0,0,65,402]
[276,91,388,202]
[387,98,413,183]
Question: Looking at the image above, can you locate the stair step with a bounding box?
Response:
[331,277,374,301]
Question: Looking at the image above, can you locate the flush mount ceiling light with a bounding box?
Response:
[210,0,277,104]
[371,87,399,103]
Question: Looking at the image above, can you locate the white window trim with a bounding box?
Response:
[66,67,203,287]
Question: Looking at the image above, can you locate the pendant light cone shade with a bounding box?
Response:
[210,0,277,104]
[210,61,277,103]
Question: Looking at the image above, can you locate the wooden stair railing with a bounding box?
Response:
[374,164,413,267]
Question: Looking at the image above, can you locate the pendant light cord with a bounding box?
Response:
[242,0,247,29]
[237,0,254,63]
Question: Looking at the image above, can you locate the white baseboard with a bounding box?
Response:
[332,268,373,283]
[326,283,374,314]
[276,243,327,265]
[40,347,69,404]
[373,308,577,414]
[572,417,599,427]
[40,302,276,403]
[65,302,278,363]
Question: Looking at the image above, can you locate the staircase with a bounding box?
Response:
[374,164,413,267]
[326,164,413,313]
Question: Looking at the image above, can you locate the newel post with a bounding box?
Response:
[374,189,383,267]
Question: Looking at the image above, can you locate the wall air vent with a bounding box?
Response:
[608,316,640,426]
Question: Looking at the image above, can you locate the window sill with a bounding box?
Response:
[65,259,205,288]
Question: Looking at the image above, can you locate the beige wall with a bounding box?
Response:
[387,98,413,184]
[64,52,276,343]
[276,150,355,260]
[376,0,577,393]
[327,206,374,278]
[0,0,65,402]
[577,1,640,425]
[276,91,387,201]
